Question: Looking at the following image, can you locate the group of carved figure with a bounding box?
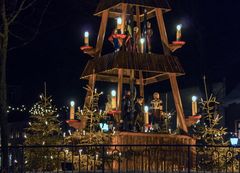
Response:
[120,91,164,132]
[108,10,153,54]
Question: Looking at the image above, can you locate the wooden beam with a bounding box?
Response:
[169,73,188,133]
[117,3,127,111]
[139,71,144,97]
[84,10,108,107]
[139,9,156,22]
[95,10,109,57]
[136,6,141,34]
[121,3,127,33]
[144,73,168,85]
[95,74,140,85]
[155,8,170,55]
[117,69,123,111]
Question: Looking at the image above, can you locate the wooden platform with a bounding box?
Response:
[112,132,196,145]
[109,132,196,172]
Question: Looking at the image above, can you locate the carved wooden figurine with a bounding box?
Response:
[146,22,153,53]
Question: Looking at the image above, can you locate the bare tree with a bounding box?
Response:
[0,0,51,171]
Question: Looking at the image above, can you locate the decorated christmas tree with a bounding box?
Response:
[192,94,228,145]
[24,93,62,171]
[64,85,112,170]
[191,94,230,171]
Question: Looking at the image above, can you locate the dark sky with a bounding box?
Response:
[6,0,240,107]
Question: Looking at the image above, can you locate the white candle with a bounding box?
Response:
[144,106,149,125]
[70,101,75,120]
[140,38,145,53]
[84,31,89,46]
[176,24,182,41]
[192,96,197,115]
[111,90,117,110]
[116,17,122,32]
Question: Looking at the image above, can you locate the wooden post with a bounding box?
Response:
[155,8,170,55]
[130,69,135,108]
[155,8,187,133]
[136,6,144,97]
[96,10,109,57]
[117,69,123,111]
[84,10,109,107]
[169,73,188,133]
[136,6,141,51]
[117,4,127,111]
[139,71,144,97]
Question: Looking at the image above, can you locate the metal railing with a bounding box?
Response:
[1,144,240,173]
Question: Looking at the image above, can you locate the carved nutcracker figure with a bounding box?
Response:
[150,92,163,130]
[146,22,153,53]
[124,20,133,52]
[133,26,140,53]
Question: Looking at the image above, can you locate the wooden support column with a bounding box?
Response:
[84,10,109,107]
[156,8,187,133]
[155,8,170,55]
[96,10,109,57]
[139,71,144,97]
[130,70,135,108]
[117,4,127,110]
[169,73,188,133]
[136,6,144,97]
[117,69,123,111]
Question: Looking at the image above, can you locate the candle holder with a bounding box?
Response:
[66,119,82,129]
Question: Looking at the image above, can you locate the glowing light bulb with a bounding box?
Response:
[84,31,89,38]
[117,17,122,25]
[70,101,75,107]
[144,106,149,113]
[176,24,182,31]
[192,96,197,102]
[111,90,116,97]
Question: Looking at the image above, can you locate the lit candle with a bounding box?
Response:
[176,24,182,41]
[117,17,122,30]
[111,90,117,110]
[192,96,197,115]
[140,38,145,53]
[70,101,75,120]
[84,31,89,46]
[144,106,149,125]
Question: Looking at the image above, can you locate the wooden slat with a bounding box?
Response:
[95,10,109,57]
[139,71,144,97]
[155,8,170,55]
[95,74,140,85]
[169,73,188,133]
[144,73,168,85]
[84,10,109,107]
[117,3,127,111]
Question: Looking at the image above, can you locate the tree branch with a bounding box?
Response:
[22,0,39,10]
[9,31,25,41]
[8,0,52,51]
[8,0,28,25]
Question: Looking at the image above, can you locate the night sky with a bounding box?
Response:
[6,0,240,107]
